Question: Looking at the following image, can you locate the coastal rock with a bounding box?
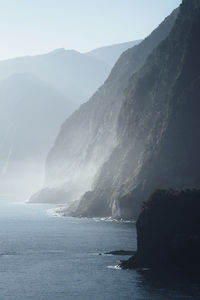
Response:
[121,189,200,269]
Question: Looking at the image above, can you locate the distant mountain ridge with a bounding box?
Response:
[0,41,141,109]
[86,40,142,67]
[0,49,109,109]
[29,8,179,205]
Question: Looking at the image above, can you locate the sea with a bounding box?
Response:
[0,198,199,300]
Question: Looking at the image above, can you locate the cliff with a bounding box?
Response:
[121,189,200,269]
[73,0,200,219]
[30,8,178,204]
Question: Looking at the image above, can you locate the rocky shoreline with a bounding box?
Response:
[48,206,136,222]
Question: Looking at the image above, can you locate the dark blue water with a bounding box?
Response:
[0,200,199,300]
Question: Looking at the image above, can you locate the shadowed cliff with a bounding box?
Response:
[73,0,200,219]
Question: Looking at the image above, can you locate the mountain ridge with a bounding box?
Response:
[86,40,142,66]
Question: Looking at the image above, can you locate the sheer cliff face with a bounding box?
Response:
[31,8,178,204]
[75,0,200,219]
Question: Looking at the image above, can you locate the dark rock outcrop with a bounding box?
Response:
[121,189,200,269]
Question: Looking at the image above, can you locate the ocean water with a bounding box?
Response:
[0,200,199,300]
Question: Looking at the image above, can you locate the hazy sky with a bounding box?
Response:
[0,0,181,60]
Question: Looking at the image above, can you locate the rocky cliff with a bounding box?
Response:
[121,189,200,269]
[72,0,200,219]
[30,8,178,204]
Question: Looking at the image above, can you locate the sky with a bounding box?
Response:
[0,0,182,60]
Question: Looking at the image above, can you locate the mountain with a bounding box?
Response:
[0,73,71,196]
[86,40,142,67]
[0,41,140,198]
[71,0,200,219]
[29,8,179,205]
[0,41,141,110]
[0,49,110,109]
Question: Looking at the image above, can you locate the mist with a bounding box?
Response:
[0,41,141,202]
